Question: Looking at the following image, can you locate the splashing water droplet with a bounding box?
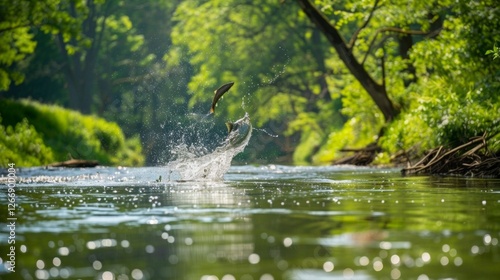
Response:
[254,128,278,138]
[167,113,252,181]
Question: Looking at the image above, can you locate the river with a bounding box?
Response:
[1,165,500,279]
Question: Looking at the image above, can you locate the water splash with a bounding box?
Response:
[167,142,246,181]
[253,128,278,138]
[167,113,252,181]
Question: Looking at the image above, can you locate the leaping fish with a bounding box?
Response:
[209,82,234,114]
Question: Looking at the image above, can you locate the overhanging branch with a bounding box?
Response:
[361,26,442,65]
[348,0,380,49]
[296,0,397,122]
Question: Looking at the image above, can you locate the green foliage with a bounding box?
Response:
[0,99,144,167]
[287,112,323,164]
[164,0,500,164]
[378,2,500,158]
[1,0,499,166]
[0,117,54,167]
[171,0,344,163]
[309,0,500,164]
[486,44,500,60]
[117,136,145,167]
[0,25,37,90]
[378,106,436,157]
[0,0,80,91]
[315,116,380,163]
[1,0,189,165]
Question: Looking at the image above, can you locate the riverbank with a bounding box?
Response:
[0,99,144,167]
[401,134,500,178]
[330,134,500,178]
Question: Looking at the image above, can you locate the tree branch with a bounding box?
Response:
[381,48,386,89]
[377,26,433,36]
[348,0,380,49]
[361,27,440,65]
[0,23,32,34]
[296,0,397,122]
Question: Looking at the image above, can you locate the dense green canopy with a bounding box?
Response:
[0,0,498,166]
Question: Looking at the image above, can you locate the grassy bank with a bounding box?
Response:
[0,99,144,167]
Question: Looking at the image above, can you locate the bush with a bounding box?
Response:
[0,117,54,167]
[0,99,144,167]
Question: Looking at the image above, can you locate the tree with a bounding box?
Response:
[296,0,397,122]
[53,0,115,114]
[2,0,191,164]
[0,0,67,92]
[4,0,498,165]
[98,0,192,165]
[170,0,344,163]
[370,0,500,159]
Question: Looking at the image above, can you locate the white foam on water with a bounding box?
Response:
[167,115,252,181]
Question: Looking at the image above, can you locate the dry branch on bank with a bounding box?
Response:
[332,143,381,166]
[402,134,500,178]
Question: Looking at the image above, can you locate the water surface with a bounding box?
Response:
[1,165,500,279]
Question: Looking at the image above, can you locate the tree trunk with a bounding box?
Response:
[56,0,110,114]
[398,34,417,87]
[311,28,332,103]
[296,0,397,122]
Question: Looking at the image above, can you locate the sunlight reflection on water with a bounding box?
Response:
[1,165,500,279]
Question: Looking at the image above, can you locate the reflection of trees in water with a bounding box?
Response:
[162,182,258,278]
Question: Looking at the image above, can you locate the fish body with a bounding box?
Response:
[169,113,252,181]
[168,82,251,181]
[223,113,252,148]
[209,82,234,114]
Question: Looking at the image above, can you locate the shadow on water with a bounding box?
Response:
[1,165,500,279]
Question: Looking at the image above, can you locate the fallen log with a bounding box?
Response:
[48,159,99,168]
